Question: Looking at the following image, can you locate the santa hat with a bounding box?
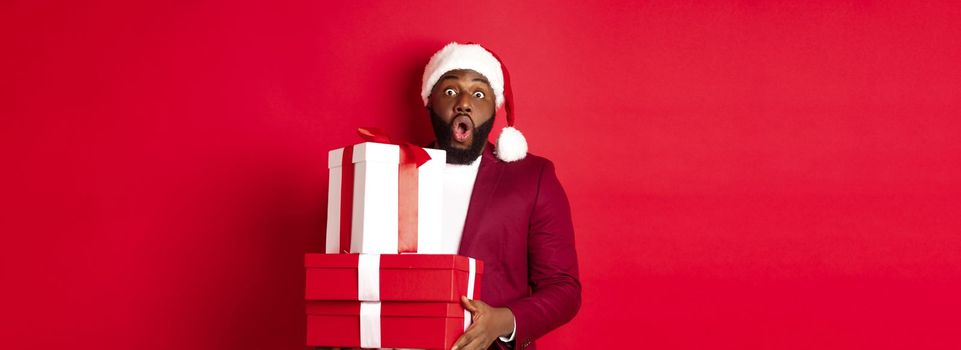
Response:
[421,42,527,162]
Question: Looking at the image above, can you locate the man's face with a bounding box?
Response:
[427,69,496,164]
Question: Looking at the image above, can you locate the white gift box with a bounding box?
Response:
[325,142,445,254]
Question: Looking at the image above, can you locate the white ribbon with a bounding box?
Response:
[356,255,478,347]
[464,257,477,331]
[358,254,381,301]
[358,254,381,348]
[359,301,382,348]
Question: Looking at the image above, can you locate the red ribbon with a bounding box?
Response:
[337,128,431,253]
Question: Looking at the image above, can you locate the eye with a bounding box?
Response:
[473,91,485,98]
[444,88,456,96]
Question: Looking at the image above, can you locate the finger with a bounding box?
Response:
[453,324,488,350]
[471,299,490,310]
[461,295,479,313]
[451,329,475,350]
[461,334,494,350]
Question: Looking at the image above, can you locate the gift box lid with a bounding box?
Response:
[328,142,400,168]
[305,253,483,273]
[306,301,464,318]
[305,253,484,302]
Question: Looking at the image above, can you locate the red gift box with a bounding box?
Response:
[305,253,483,302]
[306,301,464,349]
[304,253,483,348]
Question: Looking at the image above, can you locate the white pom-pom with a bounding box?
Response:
[495,126,528,162]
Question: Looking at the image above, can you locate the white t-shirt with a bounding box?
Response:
[440,155,482,253]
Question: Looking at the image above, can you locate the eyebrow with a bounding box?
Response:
[440,75,491,86]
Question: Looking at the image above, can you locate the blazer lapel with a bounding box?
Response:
[458,143,504,255]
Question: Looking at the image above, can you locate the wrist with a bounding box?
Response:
[495,307,516,337]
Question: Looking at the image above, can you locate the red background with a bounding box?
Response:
[3,1,960,349]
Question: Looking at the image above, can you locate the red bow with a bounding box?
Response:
[357,127,431,167]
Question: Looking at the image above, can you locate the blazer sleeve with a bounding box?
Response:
[504,160,582,348]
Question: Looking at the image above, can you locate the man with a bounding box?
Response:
[422,42,581,350]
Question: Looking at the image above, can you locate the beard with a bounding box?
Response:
[430,109,495,165]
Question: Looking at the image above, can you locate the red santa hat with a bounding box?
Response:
[421,42,527,162]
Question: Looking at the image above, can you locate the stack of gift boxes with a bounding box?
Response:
[305,134,483,349]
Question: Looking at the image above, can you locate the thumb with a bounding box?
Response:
[461,295,479,313]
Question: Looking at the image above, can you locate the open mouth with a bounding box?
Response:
[451,114,474,143]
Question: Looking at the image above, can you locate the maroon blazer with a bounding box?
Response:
[458,144,582,350]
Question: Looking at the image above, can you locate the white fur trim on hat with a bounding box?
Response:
[495,126,528,162]
[421,42,505,108]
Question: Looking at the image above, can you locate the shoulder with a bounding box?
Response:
[480,143,560,184]
[492,152,562,192]
[491,152,557,184]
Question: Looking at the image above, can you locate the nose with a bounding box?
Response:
[454,93,472,114]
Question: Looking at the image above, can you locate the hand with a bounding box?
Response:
[451,296,515,350]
